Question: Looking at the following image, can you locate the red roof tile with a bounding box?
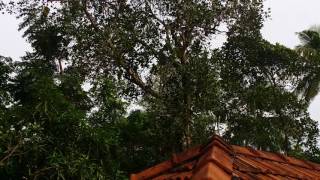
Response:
[130,135,320,180]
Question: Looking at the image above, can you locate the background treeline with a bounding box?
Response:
[0,0,320,179]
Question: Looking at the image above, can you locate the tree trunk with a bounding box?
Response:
[182,72,192,150]
[58,59,63,74]
[183,94,192,149]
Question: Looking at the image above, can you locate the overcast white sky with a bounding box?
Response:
[0,0,319,121]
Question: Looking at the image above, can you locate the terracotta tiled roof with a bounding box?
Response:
[130,135,320,180]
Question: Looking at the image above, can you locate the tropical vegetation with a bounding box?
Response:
[0,0,319,179]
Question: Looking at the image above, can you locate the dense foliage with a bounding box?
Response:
[0,0,319,179]
[295,26,320,102]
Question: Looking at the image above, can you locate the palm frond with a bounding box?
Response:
[296,46,318,58]
[309,25,320,34]
[295,26,320,102]
[305,73,320,102]
[297,31,312,46]
[296,73,320,103]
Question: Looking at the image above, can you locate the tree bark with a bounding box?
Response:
[58,59,63,74]
[182,72,192,149]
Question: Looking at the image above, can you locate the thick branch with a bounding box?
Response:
[0,141,21,166]
[81,0,160,98]
[125,67,160,98]
[82,0,99,31]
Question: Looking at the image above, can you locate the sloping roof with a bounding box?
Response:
[130,135,320,180]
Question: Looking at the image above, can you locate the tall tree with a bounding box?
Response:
[2,1,320,177]
[219,4,319,156]
[0,53,129,179]
[296,26,320,102]
[0,56,12,112]
[8,0,269,150]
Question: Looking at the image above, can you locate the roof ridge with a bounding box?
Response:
[202,135,234,154]
[131,135,320,179]
[192,135,236,179]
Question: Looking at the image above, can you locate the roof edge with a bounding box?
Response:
[130,134,228,180]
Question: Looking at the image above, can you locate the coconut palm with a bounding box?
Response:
[295,26,320,102]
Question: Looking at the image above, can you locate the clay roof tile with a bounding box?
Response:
[131,135,320,180]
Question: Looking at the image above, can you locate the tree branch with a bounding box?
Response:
[0,141,21,166]
[81,0,160,98]
[82,0,99,31]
